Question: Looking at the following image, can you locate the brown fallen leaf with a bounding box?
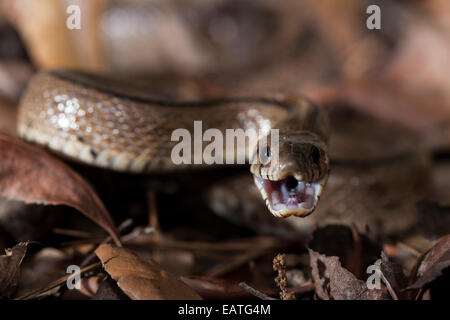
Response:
[95,244,202,300]
[376,252,409,300]
[407,235,450,290]
[308,248,388,300]
[0,134,120,245]
[0,242,29,298]
[308,225,381,280]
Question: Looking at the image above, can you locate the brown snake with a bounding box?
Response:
[17,71,330,218]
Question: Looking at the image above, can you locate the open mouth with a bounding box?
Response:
[253,175,325,218]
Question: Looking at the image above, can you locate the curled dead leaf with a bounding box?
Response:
[0,134,120,245]
[376,252,409,300]
[408,235,450,290]
[0,242,29,298]
[95,244,202,300]
[308,248,388,300]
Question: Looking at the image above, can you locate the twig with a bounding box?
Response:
[288,283,315,295]
[147,189,159,229]
[127,236,286,252]
[53,228,96,239]
[205,248,270,277]
[397,242,421,258]
[63,236,284,252]
[380,272,399,300]
[239,282,277,300]
[146,189,162,261]
[16,262,102,300]
[80,219,133,268]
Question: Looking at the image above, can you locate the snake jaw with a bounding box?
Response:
[253,175,327,218]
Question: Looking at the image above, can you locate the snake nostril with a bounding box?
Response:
[285,176,298,190]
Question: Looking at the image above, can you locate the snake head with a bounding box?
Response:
[250,131,329,218]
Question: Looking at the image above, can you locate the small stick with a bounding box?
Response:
[239,282,277,300]
[53,228,96,239]
[147,189,159,229]
[205,248,269,278]
[16,262,101,300]
[127,236,285,252]
[80,219,133,268]
[380,272,399,300]
[288,283,315,295]
[397,242,421,258]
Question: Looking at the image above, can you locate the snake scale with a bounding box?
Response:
[17,71,330,218]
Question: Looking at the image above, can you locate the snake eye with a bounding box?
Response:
[310,146,321,165]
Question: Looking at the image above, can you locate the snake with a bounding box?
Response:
[17,71,330,218]
[206,105,431,238]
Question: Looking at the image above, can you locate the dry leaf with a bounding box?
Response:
[95,244,202,300]
[377,252,409,300]
[308,248,388,300]
[408,235,450,290]
[0,134,120,245]
[308,225,381,280]
[0,242,29,298]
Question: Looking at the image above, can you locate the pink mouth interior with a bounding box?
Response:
[256,176,318,214]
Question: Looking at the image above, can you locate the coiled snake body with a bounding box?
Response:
[17,71,330,218]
